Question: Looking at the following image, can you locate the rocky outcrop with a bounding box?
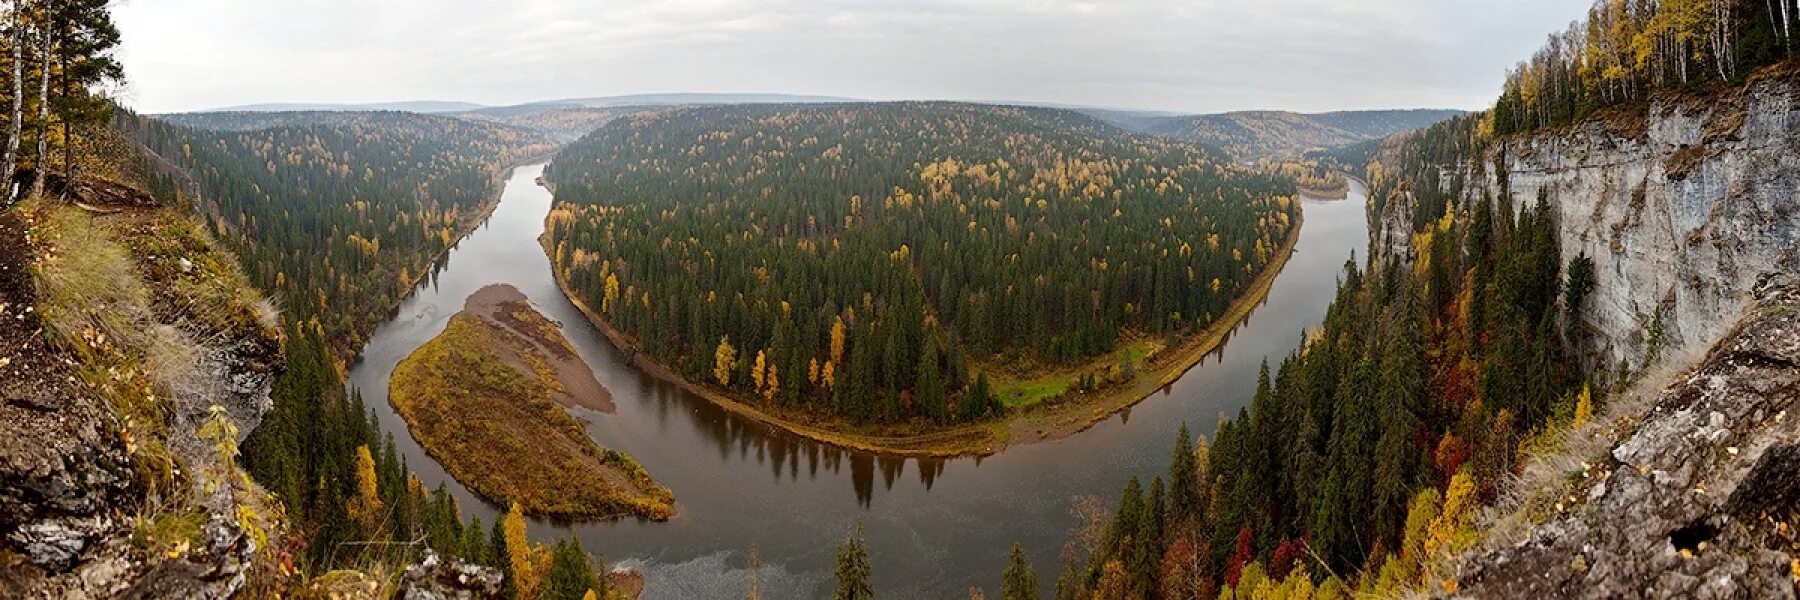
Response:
[396,550,504,600]
[1373,184,1417,267]
[1450,274,1800,598]
[1,194,278,598]
[1466,72,1800,371]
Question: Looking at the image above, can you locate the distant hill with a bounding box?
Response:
[1128,108,1465,160]
[455,106,640,142]
[199,100,486,114]
[522,93,860,109]
[153,110,369,131]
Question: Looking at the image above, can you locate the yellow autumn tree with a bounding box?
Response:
[602,273,621,313]
[822,361,836,388]
[714,336,737,386]
[347,445,385,537]
[808,357,821,386]
[751,350,767,392]
[505,502,548,599]
[764,364,780,400]
[1572,382,1594,428]
[829,316,847,365]
[1401,487,1442,566]
[1425,471,1478,559]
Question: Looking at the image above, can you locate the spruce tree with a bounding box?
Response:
[917,337,946,423]
[1001,543,1040,600]
[833,522,875,600]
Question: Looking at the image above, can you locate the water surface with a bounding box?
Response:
[349,164,1370,598]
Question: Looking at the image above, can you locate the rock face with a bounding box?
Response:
[1463,73,1800,371]
[1451,275,1800,598]
[0,201,278,598]
[396,550,505,600]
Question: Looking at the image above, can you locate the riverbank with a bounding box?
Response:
[389,283,672,520]
[542,195,1305,458]
[340,151,560,370]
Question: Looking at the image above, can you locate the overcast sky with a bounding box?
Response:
[114,0,1592,115]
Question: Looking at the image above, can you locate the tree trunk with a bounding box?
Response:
[1,1,24,203]
[1784,0,1794,53]
[26,2,47,200]
[56,4,71,187]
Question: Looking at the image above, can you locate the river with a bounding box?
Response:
[348,163,1370,598]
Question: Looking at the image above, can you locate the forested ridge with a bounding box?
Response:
[118,111,555,354]
[545,102,1298,429]
[1131,109,1463,161]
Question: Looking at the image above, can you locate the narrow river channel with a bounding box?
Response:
[348,163,1371,598]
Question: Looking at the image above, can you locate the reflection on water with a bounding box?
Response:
[349,164,1369,599]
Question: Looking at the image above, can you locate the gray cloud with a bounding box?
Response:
[114,0,1592,114]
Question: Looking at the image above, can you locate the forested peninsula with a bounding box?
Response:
[542,102,1301,455]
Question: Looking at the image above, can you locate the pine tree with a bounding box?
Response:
[491,518,513,595]
[1168,423,1200,527]
[1001,543,1040,600]
[962,371,994,421]
[543,538,603,600]
[917,337,946,423]
[833,522,875,600]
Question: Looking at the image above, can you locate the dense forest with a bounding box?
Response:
[1494,0,1800,134]
[990,143,1595,598]
[120,111,652,595]
[1020,42,1639,597]
[545,102,1297,428]
[117,111,555,354]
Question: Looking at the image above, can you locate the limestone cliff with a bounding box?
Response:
[1364,69,1800,599]
[1467,72,1799,371]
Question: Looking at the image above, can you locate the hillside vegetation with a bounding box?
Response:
[544,102,1297,442]
[1017,4,1800,597]
[118,111,555,355]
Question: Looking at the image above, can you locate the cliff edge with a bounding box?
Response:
[1451,274,1800,597]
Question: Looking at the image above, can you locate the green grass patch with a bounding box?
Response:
[987,338,1161,409]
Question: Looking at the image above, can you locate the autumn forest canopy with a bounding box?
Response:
[544,102,1299,427]
[1492,0,1800,134]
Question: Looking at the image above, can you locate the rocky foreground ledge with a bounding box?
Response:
[1452,274,1800,598]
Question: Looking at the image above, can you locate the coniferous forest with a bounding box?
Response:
[545,102,1297,428]
[109,110,607,593]
[118,111,555,354]
[1032,74,1603,600]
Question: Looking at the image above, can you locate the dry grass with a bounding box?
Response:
[23,195,283,499]
[1431,343,1710,585]
[25,198,153,349]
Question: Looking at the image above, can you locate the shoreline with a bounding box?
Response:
[338,150,560,371]
[541,186,1307,457]
[1297,173,1355,201]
